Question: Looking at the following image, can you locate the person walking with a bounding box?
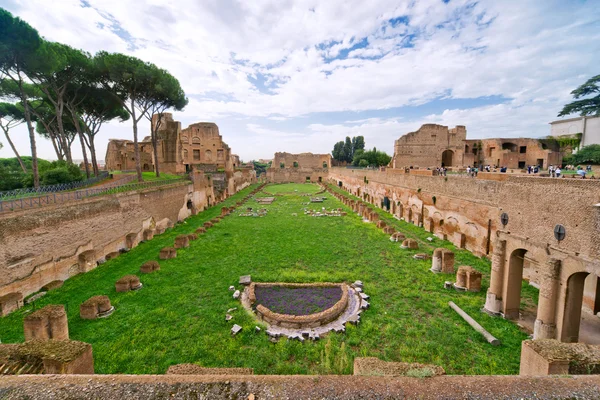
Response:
[555,166,561,178]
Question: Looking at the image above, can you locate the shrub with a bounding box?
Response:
[41,168,72,185]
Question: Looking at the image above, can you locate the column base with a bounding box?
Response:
[534,319,557,340]
[483,292,502,316]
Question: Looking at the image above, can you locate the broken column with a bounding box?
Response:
[140,260,160,274]
[455,266,482,292]
[534,258,561,340]
[0,293,24,316]
[400,239,419,249]
[115,275,142,292]
[431,248,443,273]
[441,249,455,274]
[484,239,506,315]
[23,305,69,341]
[80,296,113,320]
[174,235,190,249]
[159,247,177,260]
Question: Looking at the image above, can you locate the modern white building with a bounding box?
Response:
[549,115,600,147]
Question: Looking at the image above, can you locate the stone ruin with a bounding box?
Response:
[376,221,387,229]
[23,305,69,341]
[187,233,198,241]
[454,266,482,292]
[256,197,275,205]
[140,260,160,274]
[413,253,431,260]
[80,295,114,320]
[41,280,64,292]
[115,275,142,292]
[195,227,206,234]
[304,208,346,217]
[431,248,455,273]
[166,364,254,375]
[159,247,177,260]
[390,232,406,242]
[0,340,94,375]
[0,292,23,317]
[383,226,396,235]
[203,221,213,228]
[400,238,419,249]
[174,235,190,249]
[520,339,600,376]
[353,357,445,377]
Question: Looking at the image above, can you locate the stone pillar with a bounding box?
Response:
[431,248,443,273]
[534,258,561,340]
[484,239,506,315]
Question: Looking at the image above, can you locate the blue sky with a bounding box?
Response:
[1,0,599,161]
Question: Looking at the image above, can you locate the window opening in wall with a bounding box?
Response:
[293,161,298,168]
[520,146,527,154]
[318,177,322,182]
[305,176,310,182]
[323,162,328,168]
[280,162,285,168]
[489,147,495,157]
[193,150,200,160]
[518,161,526,168]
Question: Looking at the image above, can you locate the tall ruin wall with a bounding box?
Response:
[329,168,600,260]
[0,171,255,301]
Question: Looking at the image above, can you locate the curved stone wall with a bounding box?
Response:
[249,282,349,329]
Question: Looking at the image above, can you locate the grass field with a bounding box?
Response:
[0,183,534,375]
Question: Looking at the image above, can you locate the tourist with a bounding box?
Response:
[555,166,561,178]
[577,167,587,179]
[549,165,554,177]
[466,166,471,176]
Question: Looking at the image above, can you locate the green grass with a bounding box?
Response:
[0,182,532,375]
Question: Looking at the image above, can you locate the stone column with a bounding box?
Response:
[484,239,506,315]
[534,258,561,339]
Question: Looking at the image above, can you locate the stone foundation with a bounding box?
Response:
[80,296,113,320]
[0,340,94,375]
[166,364,254,375]
[115,275,142,292]
[520,339,600,376]
[140,261,160,274]
[159,247,177,260]
[401,239,418,249]
[174,235,190,249]
[353,357,445,376]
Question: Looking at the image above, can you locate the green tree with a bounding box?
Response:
[143,68,188,177]
[332,141,344,161]
[558,74,600,117]
[77,86,129,176]
[343,137,353,162]
[352,136,365,153]
[0,9,44,187]
[571,144,600,164]
[0,102,27,172]
[95,52,183,182]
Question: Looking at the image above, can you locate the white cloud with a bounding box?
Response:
[1,0,599,162]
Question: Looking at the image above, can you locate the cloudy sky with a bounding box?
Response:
[1,0,599,162]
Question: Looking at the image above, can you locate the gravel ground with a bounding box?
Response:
[1,374,600,399]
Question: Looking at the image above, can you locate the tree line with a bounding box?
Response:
[331,135,391,167]
[0,8,188,188]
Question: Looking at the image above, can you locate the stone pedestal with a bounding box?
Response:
[115,275,142,292]
[140,260,160,273]
[174,235,190,249]
[24,305,69,341]
[441,250,455,274]
[159,247,177,260]
[80,296,113,320]
[400,239,418,249]
[431,248,443,273]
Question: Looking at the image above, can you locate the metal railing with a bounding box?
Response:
[0,171,110,200]
[0,176,189,213]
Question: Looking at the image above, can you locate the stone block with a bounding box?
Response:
[518,340,600,376]
[376,220,387,229]
[203,222,213,229]
[159,247,177,260]
[2,340,95,374]
[80,296,113,320]
[140,260,160,274]
[195,227,206,234]
[187,233,198,241]
[239,275,252,285]
[115,275,142,292]
[455,266,481,292]
[0,292,23,316]
[174,235,190,249]
[166,364,253,375]
[24,305,69,341]
[400,239,418,249]
[353,357,445,376]
[142,229,154,241]
[441,250,455,274]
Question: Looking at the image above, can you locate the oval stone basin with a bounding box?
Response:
[254,285,343,316]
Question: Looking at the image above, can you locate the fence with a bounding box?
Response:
[0,176,189,213]
[0,171,110,200]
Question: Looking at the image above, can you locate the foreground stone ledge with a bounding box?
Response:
[354,357,445,376]
[166,364,254,375]
[1,374,599,399]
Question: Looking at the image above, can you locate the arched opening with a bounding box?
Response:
[192,137,201,144]
[407,208,413,224]
[441,149,454,167]
[502,142,518,152]
[143,163,150,171]
[562,272,589,343]
[504,248,527,319]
